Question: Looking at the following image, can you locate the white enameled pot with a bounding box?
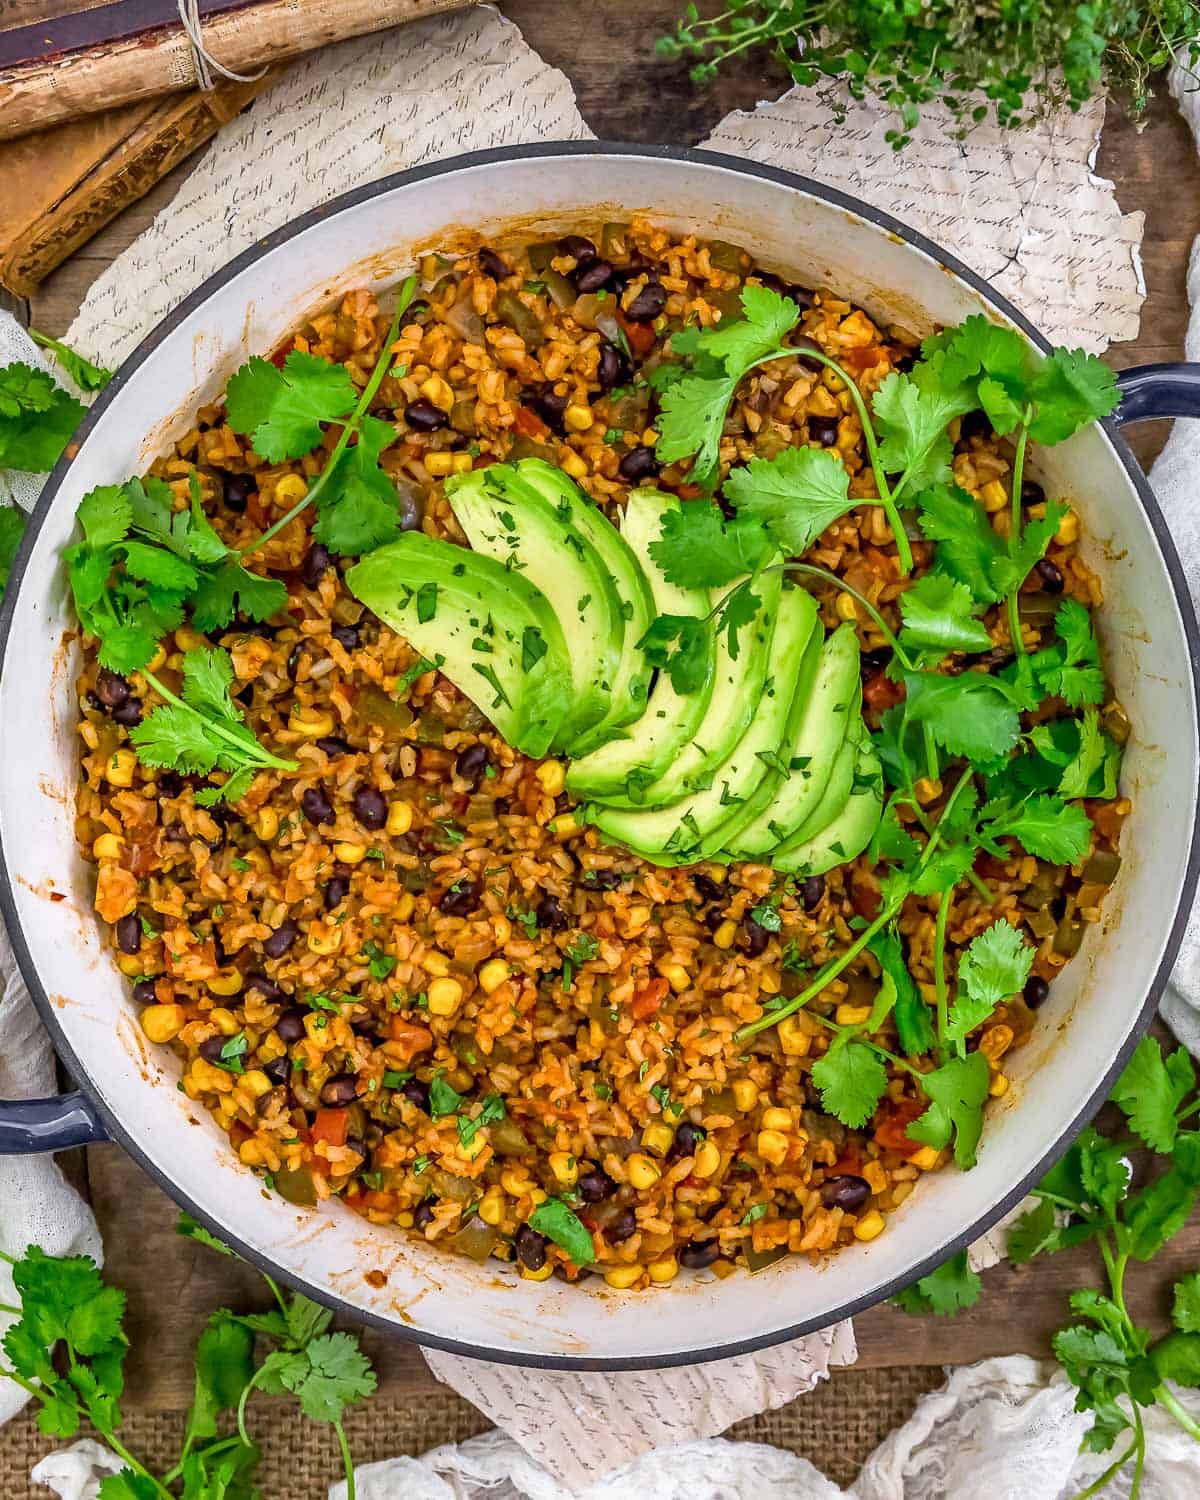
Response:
[2,145,1199,1369]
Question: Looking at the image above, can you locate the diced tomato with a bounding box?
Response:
[361,1189,399,1213]
[631,977,669,1020]
[873,1098,926,1157]
[839,344,885,375]
[269,340,295,369]
[388,1018,434,1060]
[830,1146,862,1177]
[674,483,704,500]
[617,309,657,357]
[514,405,551,440]
[863,668,905,712]
[312,1108,349,1148]
[849,880,881,922]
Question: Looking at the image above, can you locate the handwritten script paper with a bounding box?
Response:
[704,86,1144,352]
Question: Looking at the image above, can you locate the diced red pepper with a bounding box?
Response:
[361,1189,399,1213]
[617,309,656,357]
[312,1108,349,1148]
[631,977,669,1020]
[863,668,905,713]
[514,405,551,440]
[839,344,885,375]
[388,1018,434,1061]
[873,1098,926,1157]
[674,483,704,501]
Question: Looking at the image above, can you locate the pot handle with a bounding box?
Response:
[0,1092,108,1154]
[1113,363,1200,424]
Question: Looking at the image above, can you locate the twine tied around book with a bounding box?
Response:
[176,0,268,89]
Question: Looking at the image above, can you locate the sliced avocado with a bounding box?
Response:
[488,459,656,755]
[587,585,816,865]
[345,533,571,759]
[446,465,624,751]
[727,622,862,858]
[772,734,883,876]
[566,489,715,802]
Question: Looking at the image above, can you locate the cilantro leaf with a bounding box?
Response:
[188,1312,256,1441]
[908,1051,991,1168]
[978,793,1092,864]
[638,612,712,694]
[190,559,288,632]
[703,283,801,364]
[648,500,771,588]
[1029,598,1105,709]
[870,929,935,1056]
[97,1474,159,1500]
[313,418,402,556]
[892,1251,981,1316]
[902,669,1021,763]
[177,1213,237,1257]
[1111,1038,1195,1154]
[528,1197,595,1265]
[720,581,763,659]
[811,1036,888,1128]
[917,484,1010,603]
[655,372,737,480]
[1027,349,1120,445]
[945,921,1034,1049]
[1173,1273,1200,1335]
[1007,1197,1062,1264]
[279,1332,376,1424]
[872,370,975,494]
[1124,1133,1200,1261]
[0,505,27,596]
[429,1072,465,1118]
[897,572,992,663]
[457,1093,505,1148]
[226,352,357,462]
[723,446,854,555]
[1150,1330,1200,1389]
[0,361,86,472]
[30,330,113,392]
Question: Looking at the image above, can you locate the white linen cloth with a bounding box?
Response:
[4,8,1200,1497]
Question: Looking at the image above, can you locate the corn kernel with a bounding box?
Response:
[980,1023,1014,1060]
[141,1004,185,1043]
[289,705,335,738]
[255,808,279,841]
[333,842,366,865]
[424,452,454,477]
[604,1264,644,1290]
[520,1261,555,1281]
[117,954,145,977]
[563,404,593,432]
[692,1139,721,1177]
[989,1071,1010,1098]
[451,453,474,474]
[396,1211,415,1228]
[501,1168,533,1198]
[641,1123,675,1159]
[428,977,464,1016]
[479,958,509,995]
[549,813,579,838]
[535,760,566,795]
[240,1069,273,1101]
[835,1002,872,1026]
[93,833,125,861]
[1056,510,1078,545]
[492,913,512,945]
[304,1012,330,1044]
[423,950,450,978]
[386,800,414,835]
[713,920,737,950]
[732,1078,759,1112]
[835,592,858,622]
[549,1150,579,1187]
[478,1187,505,1226]
[209,970,243,997]
[419,374,454,411]
[106,749,137,788]
[778,1016,810,1057]
[456,1131,487,1162]
[914,776,942,804]
[911,1145,941,1171]
[627,1152,662,1190]
[648,1254,679,1284]
[658,961,690,994]
[854,1209,886,1242]
[757,1129,789,1166]
[560,450,588,480]
[980,479,1009,513]
[146,645,167,673]
[761,1106,793,1133]
[174,625,207,653]
[821,367,845,393]
[209,1007,240,1036]
[396,891,415,922]
[307,922,341,955]
[238,1138,264,1166]
[275,474,309,505]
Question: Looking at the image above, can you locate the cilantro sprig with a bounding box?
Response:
[0,361,86,473]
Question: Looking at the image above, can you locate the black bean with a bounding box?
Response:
[755,273,814,309]
[234,684,254,708]
[577,1168,615,1202]
[352,786,387,831]
[535,894,567,932]
[478,247,510,281]
[514,1223,548,1271]
[439,880,480,917]
[113,696,143,727]
[583,868,622,891]
[325,874,350,911]
[808,415,840,447]
[574,259,614,294]
[245,972,283,1003]
[317,736,351,757]
[404,398,448,432]
[1035,558,1065,594]
[821,1175,872,1211]
[221,471,256,512]
[617,445,660,484]
[668,1121,706,1160]
[679,1240,721,1270]
[331,622,359,650]
[344,1135,366,1161]
[400,1078,431,1112]
[114,913,141,954]
[301,785,335,826]
[455,743,490,789]
[1024,974,1050,1009]
[276,1007,307,1042]
[413,1201,436,1230]
[624,280,667,322]
[320,1074,359,1107]
[800,875,826,912]
[235,620,276,640]
[703,906,727,933]
[960,409,994,440]
[559,234,597,266]
[405,299,431,323]
[132,979,158,1006]
[156,771,183,797]
[742,917,770,957]
[199,1036,229,1064]
[96,669,130,709]
[263,920,298,959]
[595,343,627,395]
[1020,480,1046,508]
[860,647,891,678]
[529,384,568,434]
[264,1056,291,1085]
[691,872,721,903]
[608,1208,637,1243]
[396,486,424,532]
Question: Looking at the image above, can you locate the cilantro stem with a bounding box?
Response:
[1157,1384,1200,1444]
[808,1010,925,1079]
[1005,420,1032,658]
[142,667,298,775]
[236,1367,266,1448]
[335,1416,357,1500]
[769,561,914,669]
[933,888,952,1060]
[245,274,418,555]
[0,1302,18,1315]
[744,348,914,574]
[1073,1443,1139,1500]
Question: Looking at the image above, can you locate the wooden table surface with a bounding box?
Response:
[19,0,1200,1407]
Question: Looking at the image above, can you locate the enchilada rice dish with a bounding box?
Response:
[68,220,1129,1291]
